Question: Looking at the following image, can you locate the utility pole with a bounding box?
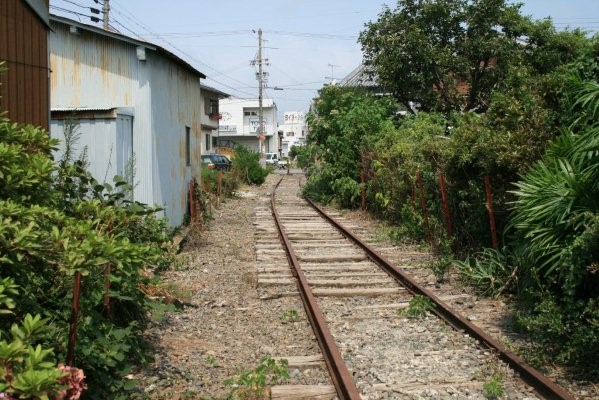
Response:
[102,0,110,30]
[325,63,340,84]
[251,29,268,155]
[257,28,264,155]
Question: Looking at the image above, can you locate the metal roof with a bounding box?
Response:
[23,0,50,28]
[51,107,114,112]
[338,64,378,88]
[201,84,230,98]
[49,14,207,79]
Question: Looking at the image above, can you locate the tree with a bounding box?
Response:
[359,0,541,113]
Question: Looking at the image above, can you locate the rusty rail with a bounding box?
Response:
[271,177,361,400]
[304,196,574,400]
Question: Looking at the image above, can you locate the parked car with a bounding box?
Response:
[265,152,288,169]
[201,154,232,171]
[265,152,279,166]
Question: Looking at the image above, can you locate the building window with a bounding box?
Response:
[205,98,218,115]
[205,133,211,152]
[244,111,257,116]
[185,126,191,166]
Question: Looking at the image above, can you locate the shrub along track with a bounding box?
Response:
[254,174,574,400]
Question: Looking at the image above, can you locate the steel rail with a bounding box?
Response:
[271,177,362,400]
[305,196,574,400]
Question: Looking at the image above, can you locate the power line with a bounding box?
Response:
[141,29,359,41]
[50,5,97,22]
[267,30,358,41]
[145,30,252,38]
[108,0,256,97]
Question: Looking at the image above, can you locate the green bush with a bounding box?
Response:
[0,114,174,399]
[200,167,238,197]
[232,145,268,185]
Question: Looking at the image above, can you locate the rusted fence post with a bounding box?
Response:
[484,175,498,249]
[217,171,222,206]
[438,173,453,237]
[360,168,366,211]
[188,180,196,223]
[103,264,111,319]
[410,180,417,212]
[417,172,431,242]
[67,271,82,366]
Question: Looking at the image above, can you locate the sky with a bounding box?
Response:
[49,0,599,122]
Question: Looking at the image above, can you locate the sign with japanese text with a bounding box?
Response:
[284,112,305,123]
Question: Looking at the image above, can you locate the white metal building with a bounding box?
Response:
[49,15,207,226]
[278,111,308,156]
[217,98,278,155]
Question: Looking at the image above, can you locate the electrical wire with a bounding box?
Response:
[59,0,93,10]
[267,30,358,41]
[50,5,90,21]
[108,0,256,97]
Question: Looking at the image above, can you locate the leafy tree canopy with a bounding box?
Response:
[359,0,588,113]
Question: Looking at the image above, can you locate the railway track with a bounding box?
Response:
[253,174,573,400]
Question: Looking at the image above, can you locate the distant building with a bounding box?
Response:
[278,111,307,156]
[200,84,229,155]
[0,0,50,129]
[49,15,207,226]
[338,64,379,90]
[218,98,278,155]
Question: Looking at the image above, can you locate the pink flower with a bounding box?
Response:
[52,365,87,400]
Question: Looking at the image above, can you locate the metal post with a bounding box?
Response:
[102,0,110,30]
[438,173,453,237]
[417,172,431,242]
[360,168,366,211]
[103,264,111,319]
[257,29,264,155]
[217,170,222,205]
[189,180,195,222]
[484,175,498,249]
[67,271,82,366]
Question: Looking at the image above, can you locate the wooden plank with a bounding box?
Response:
[257,267,292,273]
[307,279,394,288]
[353,295,472,310]
[304,272,388,279]
[287,235,344,241]
[273,355,324,368]
[257,273,292,280]
[259,291,300,300]
[297,254,368,263]
[373,381,482,392]
[301,264,375,272]
[258,278,296,287]
[313,287,404,297]
[355,302,410,310]
[270,385,336,399]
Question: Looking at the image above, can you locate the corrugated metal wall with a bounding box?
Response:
[50,114,132,184]
[0,0,49,129]
[49,19,203,226]
[147,53,202,225]
[50,24,137,109]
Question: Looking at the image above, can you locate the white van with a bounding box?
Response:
[265,152,279,166]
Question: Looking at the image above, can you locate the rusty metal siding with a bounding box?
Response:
[49,18,203,226]
[49,23,138,109]
[146,52,202,225]
[0,0,49,130]
[50,114,132,183]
